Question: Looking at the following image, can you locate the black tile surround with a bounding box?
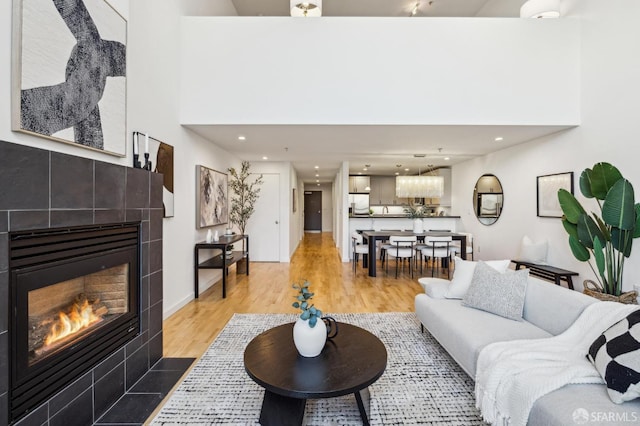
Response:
[0,140,165,426]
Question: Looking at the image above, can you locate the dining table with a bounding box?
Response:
[359,230,468,277]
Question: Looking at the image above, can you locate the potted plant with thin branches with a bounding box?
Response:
[228,161,263,269]
[558,162,640,303]
[228,161,264,235]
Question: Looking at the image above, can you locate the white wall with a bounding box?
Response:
[179,17,580,127]
[127,0,240,318]
[0,0,242,319]
[452,0,640,293]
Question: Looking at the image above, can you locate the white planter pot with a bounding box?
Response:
[293,317,327,357]
[413,218,424,233]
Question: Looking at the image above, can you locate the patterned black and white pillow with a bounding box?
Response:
[588,309,640,404]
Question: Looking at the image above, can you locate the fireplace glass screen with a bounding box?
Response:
[28,264,130,366]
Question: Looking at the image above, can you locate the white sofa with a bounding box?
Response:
[415,275,640,425]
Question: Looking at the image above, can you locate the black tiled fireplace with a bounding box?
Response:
[0,140,164,426]
[10,223,141,422]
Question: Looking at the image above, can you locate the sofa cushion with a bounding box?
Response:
[444,257,511,299]
[415,294,550,377]
[462,262,529,321]
[588,309,640,404]
[528,383,640,425]
[523,276,596,335]
[417,277,450,298]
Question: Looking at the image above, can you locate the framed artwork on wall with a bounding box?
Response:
[197,165,228,228]
[12,0,127,156]
[292,188,297,213]
[133,132,174,217]
[537,172,574,218]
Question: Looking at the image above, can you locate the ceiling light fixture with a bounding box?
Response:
[410,1,420,16]
[314,165,319,169]
[495,137,504,141]
[395,165,444,198]
[520,0,560,18]
[291,0,322,17]
[262,156,268,160]
[444,157,450,161]
[237,135,246,141]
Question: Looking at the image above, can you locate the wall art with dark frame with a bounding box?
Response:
[537,172,574,218]
[197,165,228,228]
[12,0,127,156]
[133,132,174,217]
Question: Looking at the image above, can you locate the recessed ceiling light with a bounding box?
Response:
[316,179,319,182]
[363,168,368,171]
[395,172,400,176]
[314,166,319,169]
[317,183,320,186]
[404,168,410,172]
[444,157,450,161]
[238,135,246,141]
[262,156,268,160]
[358,172,362,175]
[315,173,319,177]
[495,137,504,141]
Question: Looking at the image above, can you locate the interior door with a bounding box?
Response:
[304,191,322,231]
[245,173,280,261]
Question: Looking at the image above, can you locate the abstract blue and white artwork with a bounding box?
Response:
[12,0,127,156]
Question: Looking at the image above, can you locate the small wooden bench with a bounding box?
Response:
[511,260,579,290]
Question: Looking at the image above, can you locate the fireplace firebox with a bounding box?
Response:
[9,223,141,423]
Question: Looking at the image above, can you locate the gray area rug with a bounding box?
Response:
[151,312,484,425]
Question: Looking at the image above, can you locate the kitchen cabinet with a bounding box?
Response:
[439,168,452,206]
[349,175,370,193]
[370,176,397,205]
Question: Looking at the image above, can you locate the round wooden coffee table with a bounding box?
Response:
[244,321,387,426]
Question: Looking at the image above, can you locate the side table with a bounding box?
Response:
[194,234,249,298]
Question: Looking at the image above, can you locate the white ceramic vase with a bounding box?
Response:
[293,317,326,357]
[413,218,424,233]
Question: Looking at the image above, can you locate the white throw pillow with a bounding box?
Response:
[519,235,548,265]
[444,257,511,299]
[418,277,451,299]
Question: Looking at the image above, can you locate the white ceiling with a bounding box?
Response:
[194,0,549,184]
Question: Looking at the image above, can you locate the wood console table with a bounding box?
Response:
[194,234,249,298]
[512,260,578,290]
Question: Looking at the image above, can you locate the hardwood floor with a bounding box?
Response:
[163,232,427,359]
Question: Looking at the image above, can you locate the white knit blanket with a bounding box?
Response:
[475,301,639,426]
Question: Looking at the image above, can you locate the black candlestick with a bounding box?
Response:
[143,152,152,171]
[133,153,141,169]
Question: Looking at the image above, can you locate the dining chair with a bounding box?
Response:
[450,232,474,260]
[421,236,453,278]
[351,231,369,273]
[379,229,402,262]
[384,235,417,278]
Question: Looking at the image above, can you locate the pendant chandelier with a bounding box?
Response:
[290,1,322,17]
[520,0,560,18]
[396,167,444,199]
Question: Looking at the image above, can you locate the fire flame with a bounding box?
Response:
[44,299,103,346]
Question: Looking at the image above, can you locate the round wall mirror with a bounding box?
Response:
[473,174,504,226]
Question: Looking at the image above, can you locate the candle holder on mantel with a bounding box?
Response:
[132,131,153,171]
